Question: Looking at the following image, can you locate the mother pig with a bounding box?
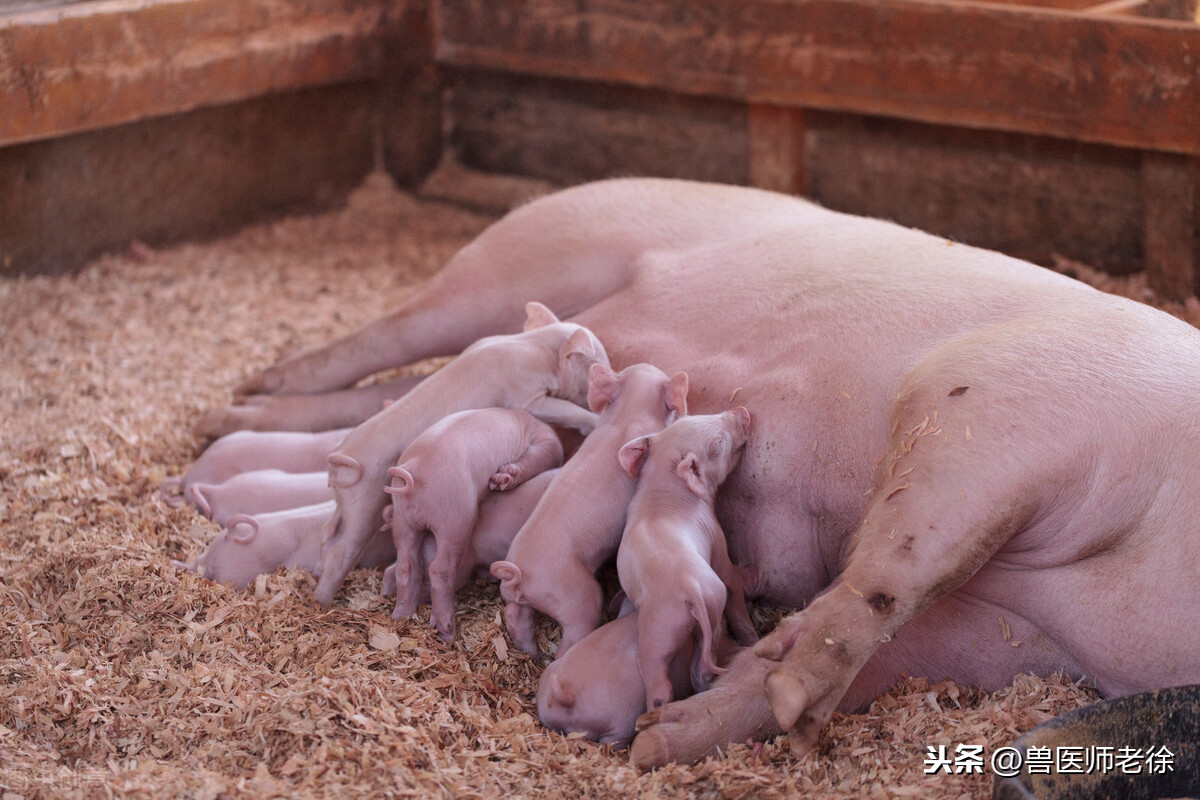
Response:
[201,178,1200,769]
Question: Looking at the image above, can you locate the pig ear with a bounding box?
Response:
[587,363,621,413]
[618,436,652,480]
[664,371,689,418]
[675,453,707,497]
[523,301,561,331]
[558,328,606,373]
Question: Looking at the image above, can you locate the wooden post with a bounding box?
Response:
[748,105,806,196]
[1142,152,1200,301]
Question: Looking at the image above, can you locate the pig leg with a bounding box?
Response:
[230,212,639,399]
[547,569,605,657]
[709,542,758,646]
[426,517,477,641]
[636,602,696,711]
[197,373,426,437]
[390,522,428,621]
[489,429,564,491]
[631,648,779,769]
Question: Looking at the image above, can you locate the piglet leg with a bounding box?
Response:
[489,428,564,491]
[425,519,475,641]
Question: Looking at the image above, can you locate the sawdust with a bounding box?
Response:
[5,168,1169,799]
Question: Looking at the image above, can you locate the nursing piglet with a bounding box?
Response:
[537,598,696,747]
[492,363,688,656]
[616,408,756,710]
[314,302,606,607]
[161,428,350,508]
[388,408,563,641]
[381,468,558,600]
[189,469,333,525]
[172,500,394,590]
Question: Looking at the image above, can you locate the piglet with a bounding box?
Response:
[381,468,559,600]
[161,427,351,508]
[491,363,688,657]
[172,500,394,590]
[315,302,607,607]
[616,408,757,711]
[188,469,333,526]
[388,408,564,641]
[537,597,698,747]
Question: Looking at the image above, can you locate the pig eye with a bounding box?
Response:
[708,439,725,459]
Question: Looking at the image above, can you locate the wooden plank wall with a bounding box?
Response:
[2,0,1197,293]
[0,0,440,274]
[439,0,1200,298]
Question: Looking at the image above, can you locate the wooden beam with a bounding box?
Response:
[0,0,412,147]
[748,105,806,195]
[1142,152,1200,301]
[437,0,1200,156]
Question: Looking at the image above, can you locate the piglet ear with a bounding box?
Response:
[587,363,621,413]
[523,301,561,331]
[731,406,751,432]
[675,453,707,497]
[618,436,652,480]
[664,371,689,419]
[558,328,607,373]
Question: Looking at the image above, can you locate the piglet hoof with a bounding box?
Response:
[433,619,456,644]
[172,559,197,574]
[488,464,521,492]
[160,478,185,508]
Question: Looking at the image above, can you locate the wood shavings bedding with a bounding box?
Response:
[9,169,1175,799]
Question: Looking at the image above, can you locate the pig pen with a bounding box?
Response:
[9,165,1196,799]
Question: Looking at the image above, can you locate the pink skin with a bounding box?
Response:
[491,363,689,658]
[161,428,350,508]
[386,408,564,641]
[537,601,695,747]
[381,468,559,600]
[616,408,758,711]
[201,178,1200,767]
[172,500,395,590]
[313,302,607,608]
[189,469,333,526]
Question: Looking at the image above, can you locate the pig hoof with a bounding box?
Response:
[488,465,520,491]
[764,669,810,730]
[160,478,185,507]
[752,615,804,662]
